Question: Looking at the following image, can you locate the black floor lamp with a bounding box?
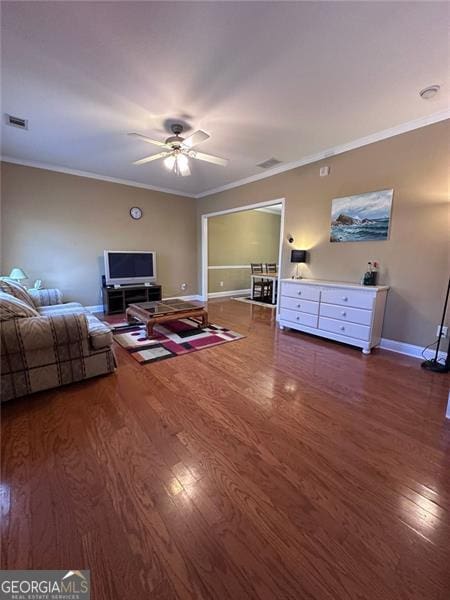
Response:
[421,278,450,373]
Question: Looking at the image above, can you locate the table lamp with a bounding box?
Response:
[9,267,28,283]
[291,250,307,279]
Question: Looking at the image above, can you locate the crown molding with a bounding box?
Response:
[2,110,448,200]
[195,110,450,198]
[0,156,197,198]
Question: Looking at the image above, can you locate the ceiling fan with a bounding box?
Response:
[129,123,228,176]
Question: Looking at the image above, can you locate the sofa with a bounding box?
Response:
[0,278,115,402]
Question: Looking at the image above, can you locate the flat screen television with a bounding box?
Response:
[104,250,157,285]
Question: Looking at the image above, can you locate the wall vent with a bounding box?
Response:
[257,157,282,169]
[6,114,28,130]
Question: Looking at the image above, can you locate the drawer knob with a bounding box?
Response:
[298,291,302,296]
[342,311,347,317]
[342,296,348,301]
[296,316,300,320]
[340,325,345,331]
[297,303,301,308]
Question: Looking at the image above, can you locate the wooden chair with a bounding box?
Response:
[251,263,270,299]
[265,263,277,273]
[264,263,277,298]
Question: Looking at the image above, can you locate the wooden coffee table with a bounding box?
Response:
[126,299,209,338]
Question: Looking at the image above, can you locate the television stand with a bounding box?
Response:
[102,282,162,314]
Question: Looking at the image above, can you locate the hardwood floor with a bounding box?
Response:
[1,299,450,600]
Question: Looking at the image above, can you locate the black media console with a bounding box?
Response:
[102,283,162,314]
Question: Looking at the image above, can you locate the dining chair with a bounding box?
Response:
[263,263,277,298]
[251,263,270,299]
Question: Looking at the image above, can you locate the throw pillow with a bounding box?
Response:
[0,277,35,308]
[0,291,40,321]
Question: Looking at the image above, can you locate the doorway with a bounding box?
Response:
[200,198,286,303]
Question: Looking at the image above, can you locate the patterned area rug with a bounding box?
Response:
[112,318,244,364]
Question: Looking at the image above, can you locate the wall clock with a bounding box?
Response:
[130,207,143,220]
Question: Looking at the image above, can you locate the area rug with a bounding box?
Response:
[112,318,244,364]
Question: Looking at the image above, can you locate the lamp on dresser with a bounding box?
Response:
[291,250,307,279]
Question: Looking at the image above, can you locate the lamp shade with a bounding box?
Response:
[291,250,307,263]
[9,267,28,281]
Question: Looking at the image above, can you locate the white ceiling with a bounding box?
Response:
[1,1,449,197]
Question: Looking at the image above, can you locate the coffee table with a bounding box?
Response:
[126,299,209,338]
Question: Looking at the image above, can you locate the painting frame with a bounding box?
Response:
[330,188,393,243]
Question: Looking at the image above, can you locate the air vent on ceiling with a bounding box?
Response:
[257,157,282,169]
[6,114,28,130]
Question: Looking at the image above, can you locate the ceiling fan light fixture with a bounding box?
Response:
[130,123,226,175]
[177,153,189,169]
[164,154,176,170]
[175,153,190,177]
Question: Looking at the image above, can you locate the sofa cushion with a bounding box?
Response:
[38,303,85,316]
[85,313,113,349]
[0,291,40,321]
[37,303,112,349]
[28,288,63,307]
[0,278,35,308]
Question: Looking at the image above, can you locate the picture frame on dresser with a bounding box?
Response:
[278,279,389,354]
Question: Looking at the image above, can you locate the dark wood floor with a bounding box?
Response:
[1,299,450,600]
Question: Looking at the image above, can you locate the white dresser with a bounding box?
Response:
[278,279,389,354]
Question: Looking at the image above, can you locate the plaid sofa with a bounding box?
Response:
[1,280,115,401]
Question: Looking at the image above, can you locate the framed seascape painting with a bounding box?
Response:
[330,189,393,243]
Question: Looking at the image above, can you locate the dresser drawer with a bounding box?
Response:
[320,302,372,326]
[281,283,320,302]
[320,288,374,310]
[280,308,318,328]
[280,296,319,315]
[318,316,370,341]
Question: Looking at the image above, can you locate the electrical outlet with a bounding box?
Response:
[219,281,224,287]
[180,282,187,291]
[437,325,448,338]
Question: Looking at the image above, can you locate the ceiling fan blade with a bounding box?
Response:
[128,132,169,148]
[181,130,210,149]
[133,151,170,166]
[189,150,228,167]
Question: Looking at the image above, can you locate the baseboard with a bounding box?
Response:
[163,294,202,301]
[378,338,447,361]
[208,288,251,299]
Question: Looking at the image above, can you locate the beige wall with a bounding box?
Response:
[198,120,450,348]
[208,209,281,293]
[1,163,198,306]
[1,120,448,348]
[208,268,252,294]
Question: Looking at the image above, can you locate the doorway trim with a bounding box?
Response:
[200,197,286,302]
